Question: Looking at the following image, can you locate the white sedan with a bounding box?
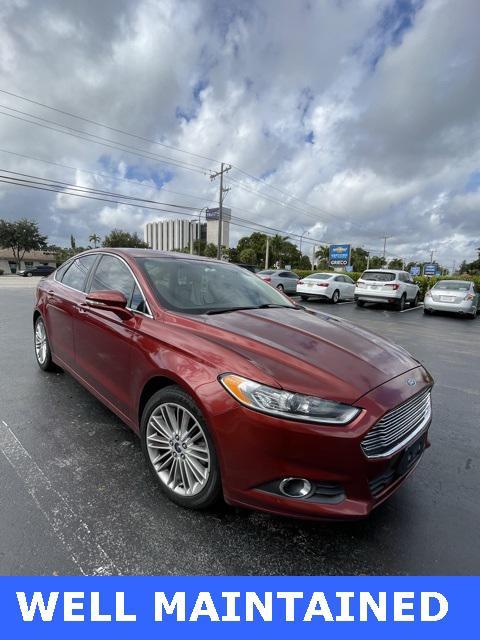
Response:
[296,273,355,303]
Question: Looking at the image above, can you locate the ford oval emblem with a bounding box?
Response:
[407,378,417,387]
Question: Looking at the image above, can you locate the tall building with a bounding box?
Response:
[205,207,231,248]
[144,208,231,252]
[144,219,206,252]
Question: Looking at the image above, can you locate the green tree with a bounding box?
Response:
[350,247,369,272]
[238,248,257,265]
[369,256,386,268]
[0,218,48,270]
[89,233,101,248]
[315,245,329,269]
[204,243,218,258]
[297,255,312,270]
[388,258,404,269]
[102,229,148,248]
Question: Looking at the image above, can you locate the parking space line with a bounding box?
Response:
[337,301,354,305]
[0,420,118,576]
[400,304,424,313]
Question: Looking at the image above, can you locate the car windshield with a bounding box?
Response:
[433,281,470,291]
[137,258,296,314]
[361,271,396,282]
[304,273,331,280]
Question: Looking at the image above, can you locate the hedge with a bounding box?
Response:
[294,270,480,301]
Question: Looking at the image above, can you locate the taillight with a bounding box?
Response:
[316,283,329,287]
[356,282,365,288]
[465,293,474,300]
[297,280,304,285]
[384,283,400,290]
[263,276,271,282]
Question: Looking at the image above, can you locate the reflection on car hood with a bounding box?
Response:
[201,307,422,403]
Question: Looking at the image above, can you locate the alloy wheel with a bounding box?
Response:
[35,319,48,365]
[146,403,210,496]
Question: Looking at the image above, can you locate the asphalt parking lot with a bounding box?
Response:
[0,278,479,575]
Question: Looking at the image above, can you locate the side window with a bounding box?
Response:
[345,276,354,284]
[61,255,97,291]
[56,261,71,281]
[89,255,135,300]
[130,284,148,314]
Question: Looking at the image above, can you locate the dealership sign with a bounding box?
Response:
[205,207,231,221]
[329,244,350,267]
[410,266,421,276]
[424,263,437,276]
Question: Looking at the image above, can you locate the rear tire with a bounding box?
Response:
[26,272,33,277]
[331,289,340,304]
[276,284,284,292]
[356,299,365,307]
[423,308,432,315]
[410,293,419,307]
[140,386,222,510]
[34,316,57,371]
[396,294,406,311]
[300,295,309,301]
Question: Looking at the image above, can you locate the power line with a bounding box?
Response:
[0,87,219,164]
[0,108,212,176]
[0,87,381,234]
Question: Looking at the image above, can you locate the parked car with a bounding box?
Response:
[355,269,419,310]
[34,249,433,520]
[424,280,479,319]
[257,269,299,294]
[234,263,260,273]
[297,272,355,303]
[18,265,56,277]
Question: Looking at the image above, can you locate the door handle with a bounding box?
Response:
[77,304,89,314]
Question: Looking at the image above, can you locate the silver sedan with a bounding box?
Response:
[257,269,299,294]
[424,280,479,318]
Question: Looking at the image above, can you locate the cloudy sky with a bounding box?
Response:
[0,0,479,267]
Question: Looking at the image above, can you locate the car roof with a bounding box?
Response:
[361,269,404,274]
[71,248,235,264]
[433,279,471,285]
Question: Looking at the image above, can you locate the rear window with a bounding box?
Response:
[434,281,470,291]
[305,273,331,280]
[361,271,396,282]
[259,270,275,275]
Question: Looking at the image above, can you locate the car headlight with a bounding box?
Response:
[219,374,361,425]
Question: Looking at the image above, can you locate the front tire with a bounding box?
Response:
[410,293,419,307]
[34,316,57,371]
[331,289,340,304]
[356,299,365,307]
[300,295,309,301]
[26,272,33,277]
[276,284,284,292]
[141,386,222,510]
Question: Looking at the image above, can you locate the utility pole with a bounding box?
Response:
[430,249,435,263]
[366,250,370,270]
[382,234,391,262]
[265,236,270,270]
[210,163,231,260]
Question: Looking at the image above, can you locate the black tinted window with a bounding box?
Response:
[130,284,148,314]
[90,255,135,299]
[61,255,97,291]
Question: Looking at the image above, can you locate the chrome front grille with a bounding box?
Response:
[361,388,432,458]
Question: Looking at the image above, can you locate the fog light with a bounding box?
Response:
[279,477,312,499]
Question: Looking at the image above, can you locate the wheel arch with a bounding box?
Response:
[138,375,190,428]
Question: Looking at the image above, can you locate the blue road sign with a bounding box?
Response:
[410,266,421,276]
[424,263,436,276]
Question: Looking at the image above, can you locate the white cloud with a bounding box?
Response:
[0,0,478,267]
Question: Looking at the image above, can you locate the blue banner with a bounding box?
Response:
[424,263,436,276]
[0,576,475,638]
[329,244,350,266]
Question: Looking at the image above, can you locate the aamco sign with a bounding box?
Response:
[329,244,350,266]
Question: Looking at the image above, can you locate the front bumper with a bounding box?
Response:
[205,368,433,520]
[424,298,475,314]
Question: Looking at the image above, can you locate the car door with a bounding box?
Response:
[343,275,355,299]
[404,272,417,300]
[44,254,98,368]
[73,254,142,418]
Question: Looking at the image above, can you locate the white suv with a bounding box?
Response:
[354,269,419,311]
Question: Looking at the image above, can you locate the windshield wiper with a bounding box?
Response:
[205,303,298,315]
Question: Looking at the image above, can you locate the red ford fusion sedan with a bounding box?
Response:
[34,249,433,519]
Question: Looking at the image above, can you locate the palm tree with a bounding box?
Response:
[270,234,289,267]
[89,233,101,248]
[315,245,329,269]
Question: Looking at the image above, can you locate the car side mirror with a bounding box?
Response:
[85,290,132,319]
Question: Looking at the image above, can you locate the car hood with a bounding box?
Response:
[199,307,422,404]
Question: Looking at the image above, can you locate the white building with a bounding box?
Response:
[144,219,206,252]
[144,209,231,252]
